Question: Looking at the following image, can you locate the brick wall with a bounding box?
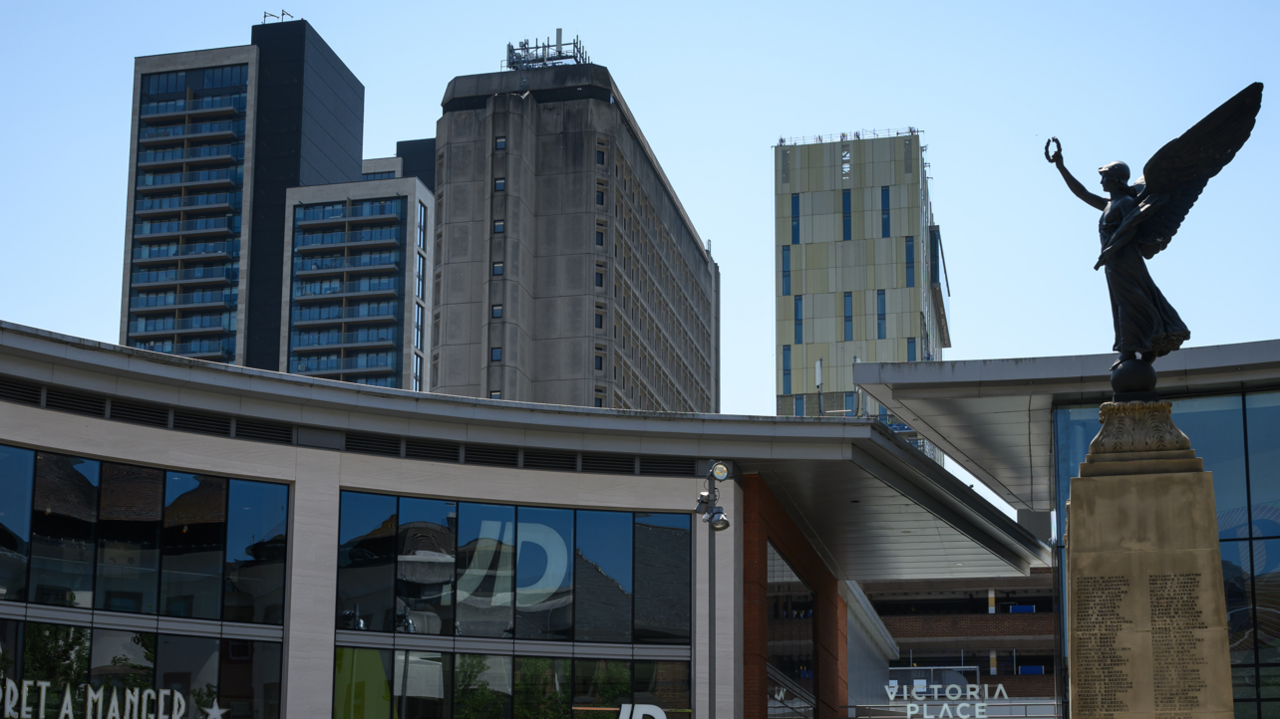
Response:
[743,473,848,719]
[880,612,1056,638]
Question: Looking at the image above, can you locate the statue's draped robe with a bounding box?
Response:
[1100,199,1190,356]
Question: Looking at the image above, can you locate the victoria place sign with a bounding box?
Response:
[885,683,1011,719]
[2,679,225,719]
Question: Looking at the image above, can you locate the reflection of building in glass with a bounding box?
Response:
[767,542,816,718]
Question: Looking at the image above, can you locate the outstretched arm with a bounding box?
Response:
[1045,138,1107,211]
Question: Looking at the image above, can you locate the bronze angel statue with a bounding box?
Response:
[1046,82,1263,388]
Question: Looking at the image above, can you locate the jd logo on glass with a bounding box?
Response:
[2,678,226,719]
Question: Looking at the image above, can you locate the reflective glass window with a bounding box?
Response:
[219,639,281,719]
[156,634,220,719]
[89,628,154,694]
[1171,396,1248,539]
[573,658,630,712]
[574,511,632,643]
[223,480,289,625]
[1255,539,1280,663]
[881,186,891,238]
[634,513,691,644]
[1248,392,1280,538]
[0,619,21,682]
[0,445,34,602]
[161,473,227,619]
[397,498,456,635]
[515,507,573,641]
[906,236,915,287]
[767,543,816,705]
[513,656,569,716]
[95,464,164,614]
[29,453,100,607]
[455,503,515,637]
[454,654,512,718]
[338,491,398,631]
[633,660,690,713]
[1222,539,1256,665]
[333,647,394,719]
[396,651,452,719]
[23,622,90,718]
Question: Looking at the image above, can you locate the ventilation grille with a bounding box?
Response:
[405,439,460,463]
[234,419,294,445]
[173,410,232,437]
[639,456,696,477]
[44,388,106,418]
[522,450,577,472]
[346,432,402,457]
[109,400,170,429]
[464,444,519,468]
[0,377,41,407]
[582,453,635,475]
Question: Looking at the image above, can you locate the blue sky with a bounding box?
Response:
[0,0,1273,426]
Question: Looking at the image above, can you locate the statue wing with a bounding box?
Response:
[1132,82,1263,259]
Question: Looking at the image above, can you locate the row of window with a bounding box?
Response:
[0,621,280,719]
[142,65,248,98]
[333,649,688,719]
[0,444,288,624]
[780,237,916,298]
[788,187,894,243]
[336,491,692,643]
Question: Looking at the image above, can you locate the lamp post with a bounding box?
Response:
[697,460,732,719]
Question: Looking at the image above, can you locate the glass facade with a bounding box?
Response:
[335,492,690,644]
[766,543,815,718]
[1054,390,1280,718]
[0,444,288,624]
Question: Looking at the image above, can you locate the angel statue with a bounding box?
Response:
[1045,82,1263,393]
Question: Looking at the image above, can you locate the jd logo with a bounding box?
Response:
[616,705,668,719]
[774,688,787,701]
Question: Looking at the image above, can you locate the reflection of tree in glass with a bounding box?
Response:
[578,660,629,710]
[454,655,505,719]
[189,684,218,719]
[25,624,90,717]
[514,657,569,719]
[108,633,157,689]
[0,647,13,679]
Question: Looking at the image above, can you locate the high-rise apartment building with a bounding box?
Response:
[432,48,719,410]
[774,133,950,430]
[119,21,365,369]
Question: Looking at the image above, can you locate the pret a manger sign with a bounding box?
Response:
[885,683,1010,719]
[3,678,224,719]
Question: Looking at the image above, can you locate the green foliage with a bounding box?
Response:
[513,657,569,719]
[454,654,507,719]
[107,632,157,690]
[24,623,90,718]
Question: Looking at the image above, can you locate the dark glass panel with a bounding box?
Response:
[1239,701,1259,719]
[333,647,393,719]
[160,473,227,619]
[1253,539,1280,663]
[1053,406,1096,541]
[156,633,219,719]
[29,453,100,607]
[632,660,690,712]
[453,654,512,719]
[572,658,629,716]
[1170,396,1248,539]
[1221,540,1256,665]
[219,639,281,719]
[1263,666,1280,699]
[223,480,289,625]
[574,511,632,643]
[766,543,816,704]
[23,622,90,718]
[512,656,569,718]
[515,507,573,641]
[395,650,452,719]
[634,513,691,644]
[0,619,21,681]
[455,503,515,638]
[1248,392,1280,538]
[0,445,34,602]
[397,498,456,635]
[89,629,155,696]
[337,491,397,632]
[95,464,164,614]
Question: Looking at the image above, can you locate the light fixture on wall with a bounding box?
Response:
[699,460,731,532]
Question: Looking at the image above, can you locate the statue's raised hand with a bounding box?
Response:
[1044,137,1063,166]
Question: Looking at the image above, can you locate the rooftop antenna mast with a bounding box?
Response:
[505,29,591,87]
[262,11,279,23]
[281,9,293,20]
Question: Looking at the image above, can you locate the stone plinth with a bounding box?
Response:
[1067,401,1232,719]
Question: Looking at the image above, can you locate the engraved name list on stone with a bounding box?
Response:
[1073,574,1134,718]
[1150,572,1210,717]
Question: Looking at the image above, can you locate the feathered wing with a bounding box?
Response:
[1130,82,1264,259]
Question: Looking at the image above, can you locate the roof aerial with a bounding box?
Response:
[505,29,590,72]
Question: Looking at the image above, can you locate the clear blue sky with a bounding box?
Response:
[0,0,1273,425]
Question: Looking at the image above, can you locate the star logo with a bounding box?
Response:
[201,700,229,719]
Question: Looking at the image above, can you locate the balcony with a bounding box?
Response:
[293,254,399,275]
[295,201,403,229]
[128,317,234,337]
[295,227,402,251]
[136,143,244,169]
[290,329,399,351]
[291,304,399,327]
[134,217,236,240]
[139,94,245,120]
[138,120,244,146]
[292,278,399,300]
[128,292,234,313]
[290,356,397,376]
[131,266,238,287]
[136,168,241,192]
[175,339,235,360]
[133,241,237,265]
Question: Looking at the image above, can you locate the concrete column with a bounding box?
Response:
[694,479,743,719]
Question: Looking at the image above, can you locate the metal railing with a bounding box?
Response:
[293,254,399,272]
[133,241,238,261]
[292,278,399,298]
[138,143,244,164]
[135,192,240,212]
[777,127,922,146]
[139,120,244,141]
[137,168,241,188]
[290,328,398,349]
[134,217,235,236]
[132,266,237,284]
[128,291,234,310]
[140,94,245,116]
[296,227,401,248]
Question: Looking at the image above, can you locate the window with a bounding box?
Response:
[794,295,803,345]
[595,313,604,328]
[493,220,505,234]
[362,171,395,181]
[595,272,604,287]
[494,178,505,192]
[881,186,891,238]
[492,262,504,276]
[782,345,791,395]
[596,150,605,165]
[417,203,426,249]
[904,139,913,173]
[845,391,857,416]
[490,391,501,400]
[842,189,852,241]
[491,304,503,319]
[415,304,424,349]
[877,289,886,340]
[595,231,604,246]
[794,395,805,417]
[595,355,604,370]
[416,255,425,299]
[781,246,791,296]
[844,291,853,342]
[576,511,632,641]
[790,193,799,245]
[495,136,506,150]
[906,236,915,288]
[596,191,605,205]
[491,347,502,362]
[908,338,917,362]
[413,355,422,391]
[594,397,603,407]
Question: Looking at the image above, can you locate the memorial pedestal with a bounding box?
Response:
[1067,401,1233,719]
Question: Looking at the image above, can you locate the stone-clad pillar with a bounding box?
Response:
[1067,401,1232,719]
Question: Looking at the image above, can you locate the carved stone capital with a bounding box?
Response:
[1088,400,1191,454]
